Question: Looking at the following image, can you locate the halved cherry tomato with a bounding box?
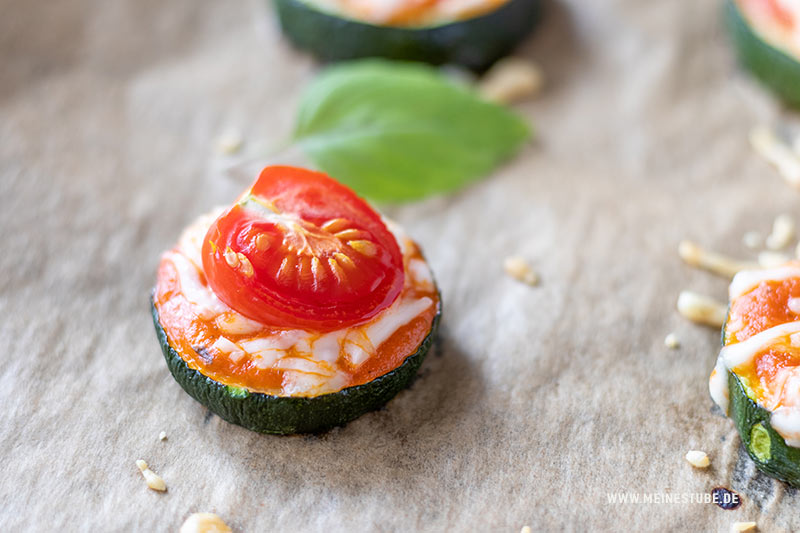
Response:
[202,166,404,331]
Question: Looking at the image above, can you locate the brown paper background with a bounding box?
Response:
[3,0,800,530]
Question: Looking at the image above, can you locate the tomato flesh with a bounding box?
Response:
[202,166,404,331]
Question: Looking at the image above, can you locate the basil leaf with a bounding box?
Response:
[293,60,531,202]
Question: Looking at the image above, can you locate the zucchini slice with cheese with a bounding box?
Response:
[710,262,800,485]
[272,0,542,70]
[152,166,441,434]
[725,0,800,107]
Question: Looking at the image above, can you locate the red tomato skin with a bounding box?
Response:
[201,166,404,331]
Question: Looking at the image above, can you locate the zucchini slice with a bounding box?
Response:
[153,297,440,434]
[719,296,800,486]
[725,0,800,107]
[272,0,542,71]
[728,369,800,486]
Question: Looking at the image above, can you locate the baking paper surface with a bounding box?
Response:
[2,0,799,530]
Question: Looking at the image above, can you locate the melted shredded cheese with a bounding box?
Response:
[729,265,800,299]
[721,321,800,368]
[158,212,436,397]
[709,359,730,414]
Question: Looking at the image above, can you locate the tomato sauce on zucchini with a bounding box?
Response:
[153,166,439,400]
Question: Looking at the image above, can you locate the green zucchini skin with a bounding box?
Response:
[152,297,440,435]
[725,0,800,108]
[272,0,541,71]
[728,370,800,486]
[723,311,800,486]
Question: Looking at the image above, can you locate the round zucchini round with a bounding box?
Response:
[152,297,440,435]
[727,369,800,486]
[721,314,800,486]
[272,0,542,71]
[725,0,800,108]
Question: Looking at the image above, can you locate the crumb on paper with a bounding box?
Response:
[742,231,762,250]
[677,240,756,278]
[758,251,791,269]
[135,459,167,492]
[664,333,680,349]
[216,128,244,155]
[179,513,232,533]
[730,522,757,532]
[749,125,800,188]
[677,291,727,328]
[479,58,544,104]
[765,214,795,250]
[685,450,710,468]
[159,431,167,441]
[504,256,539,286]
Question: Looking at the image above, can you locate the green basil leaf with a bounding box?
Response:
[293,60,531,203]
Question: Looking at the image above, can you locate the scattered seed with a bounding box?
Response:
[685,450,710,468]
[750,125,800,188]
[237,253,253,277]
[742,231,762,250]
[347,239,378,257]
[730,521,757,532]
[520,527,532,533]
[255,234,270,251]
[678,240,756,278]
[224,247,239,268]
[309,256,326,284]
[334,252,355,269]
[766,214,795,250]
[335,228,366,240]
[321,218,350,233]
[479,58,544,104]
[159,431,167,441]
[758,251,791,268]
[135,459,166,492]
[327,257,345,281]
[277,256,294,282]
[664,333,680,349]
[504,256,539,286]
[216,128,244,155]
[677,291,727,328]
[179,513,232,533]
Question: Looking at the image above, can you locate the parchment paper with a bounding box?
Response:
[3,0,800,530]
